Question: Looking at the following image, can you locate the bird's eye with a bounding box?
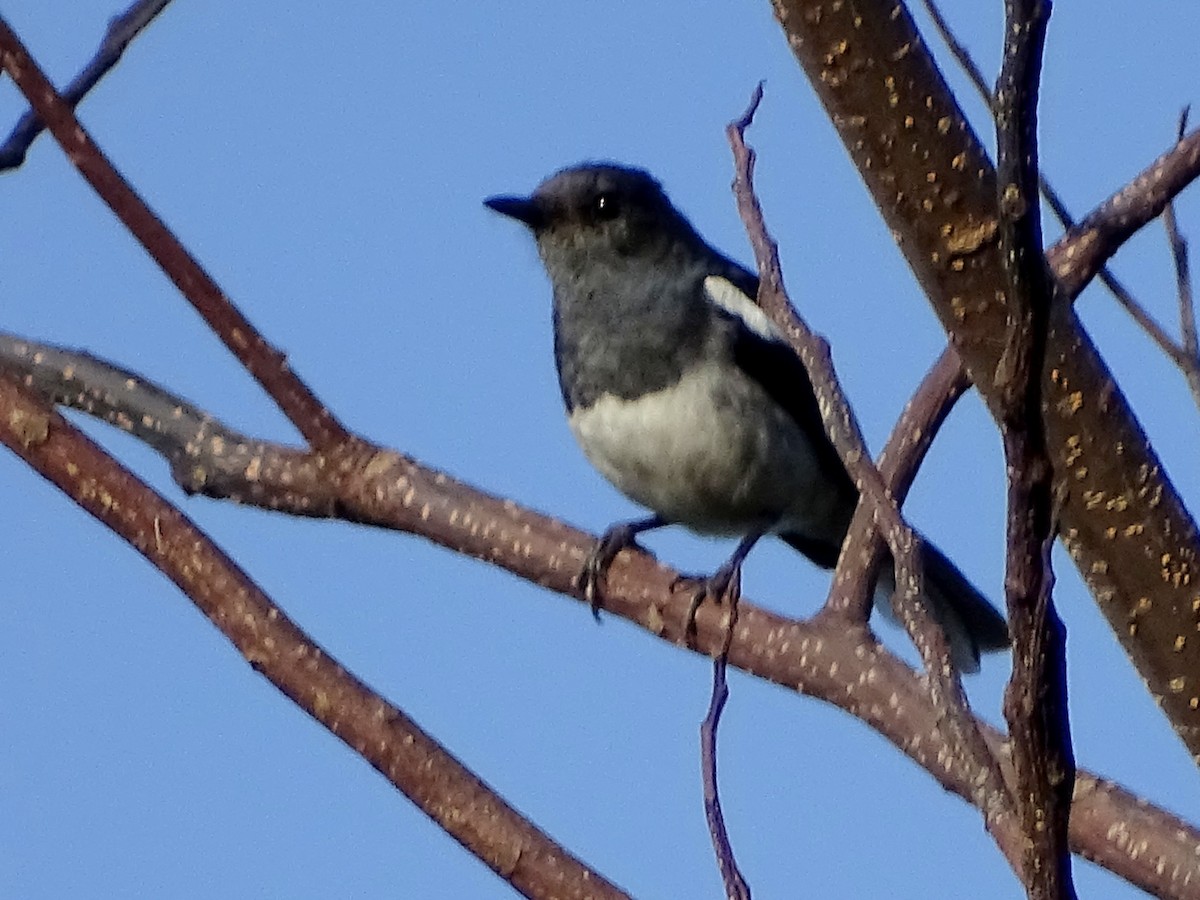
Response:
[592,192,621,221]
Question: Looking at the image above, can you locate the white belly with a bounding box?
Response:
[567,361,835,536]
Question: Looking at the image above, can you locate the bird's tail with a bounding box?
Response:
[781,529,1009,672]
[874,538,1009,673]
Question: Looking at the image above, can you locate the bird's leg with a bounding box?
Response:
[681,529,766,642]
[582,514,668,619]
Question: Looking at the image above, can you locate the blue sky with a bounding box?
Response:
[2,2,1198,897]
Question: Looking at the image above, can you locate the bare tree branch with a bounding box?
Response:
[0,0,173,171]
[993,1,1075,895]
[728,87,948,675]
[0,16,349,452]
[1052,128,1200,300]
[0,331,340,516]
[768,0,1200,764]
[0,372,630,900]
[1164,108,1200,408]
[700,594,752,900]
[726,89,1016,859]
[919,0,1200,391]
[2,326,1198,893]
[828,347,969,632]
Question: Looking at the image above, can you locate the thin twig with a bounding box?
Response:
[827,345,968,627]
[994,1,1076,896]
[700,591,752,900]
[1052,127,1200,298]
[727,85,949,677]
[729,87,949,675]
[725,86,1015,850]
[1163,107,1200,408]
[1101,268,1200,378]
[0,0,173,171]
[0,17,351,452]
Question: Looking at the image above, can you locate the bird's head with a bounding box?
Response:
[485,163,699,277]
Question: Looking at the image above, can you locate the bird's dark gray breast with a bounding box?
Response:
[552,269,711,411]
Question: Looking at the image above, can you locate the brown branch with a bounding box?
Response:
[829,347,969,629]
[700,594,752,900]
[1046,123,1200,387]
[728,86,949,674]
[2,8,1197,891]
[768,0,1200,764]
[725,89,1015,852]
[1052,128,1200,299]
[0,371,630,900]
[0,330,338,515]
[3,331,1198,894]
[0,0,173,171]
[919,0,1200,388]
[0,16,350,452]
[993,1,1076,896]
[1164,108,1200,409]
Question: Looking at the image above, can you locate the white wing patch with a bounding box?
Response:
[703,275,780,341]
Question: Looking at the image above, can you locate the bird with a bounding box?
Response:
[484,162,1009,671]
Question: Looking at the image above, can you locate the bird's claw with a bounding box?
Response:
[674,563,743,644]
[580,524,644,619]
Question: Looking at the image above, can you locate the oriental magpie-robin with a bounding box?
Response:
[485,163,1008,671]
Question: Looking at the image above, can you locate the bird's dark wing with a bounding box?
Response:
[705,261,857,508]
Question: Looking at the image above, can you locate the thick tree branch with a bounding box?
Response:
[917,0,1200,390]
[994,1,1075,895]
[0,331,339,515]
[0,372,629,900]
[768,0,1200,763]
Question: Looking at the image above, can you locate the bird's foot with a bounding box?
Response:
[674,560,744,645]
[581,522,652,619]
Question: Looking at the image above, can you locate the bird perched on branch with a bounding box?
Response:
[485,162,1008,671]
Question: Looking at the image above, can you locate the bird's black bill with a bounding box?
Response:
[484,194,545,230]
